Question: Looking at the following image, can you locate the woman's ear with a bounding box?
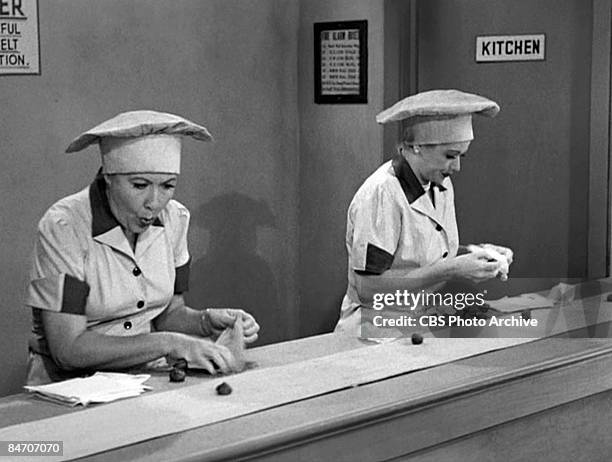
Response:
[397,141,410,157]
[400,143,421,159]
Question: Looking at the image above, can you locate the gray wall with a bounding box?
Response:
[0,0,300,396]
[297,0,385,336]
[417,0,594,296]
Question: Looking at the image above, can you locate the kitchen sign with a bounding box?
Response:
[476,34,545,62]
[0,0,40,75]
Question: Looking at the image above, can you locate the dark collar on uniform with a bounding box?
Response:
[392,155,425,204]
[392,155,446,204]
[89,170,164,237]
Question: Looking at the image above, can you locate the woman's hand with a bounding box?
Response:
[449,249,501,283]
[471,243,513,281]
[479,243,514,265]
[201,309,260,344]
[167,333,239,374]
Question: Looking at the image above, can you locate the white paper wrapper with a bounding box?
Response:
[24,372,151,406]
[216,317,247,372]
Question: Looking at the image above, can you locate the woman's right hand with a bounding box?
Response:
[167,333,239,375]
[450,249,501,283]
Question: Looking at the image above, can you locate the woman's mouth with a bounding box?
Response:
[139,217,154,227]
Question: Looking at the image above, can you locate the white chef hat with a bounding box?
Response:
[376,89,499,144]
[65,110,213,174]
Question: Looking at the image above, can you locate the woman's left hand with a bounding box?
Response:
[201,308,260,344]
[479,243,514,265]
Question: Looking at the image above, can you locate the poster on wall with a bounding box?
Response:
[0,0,40,75]
[314,20,367,104]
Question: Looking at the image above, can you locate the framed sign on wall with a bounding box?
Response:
[314,20,367,104]
[0,0,40,75]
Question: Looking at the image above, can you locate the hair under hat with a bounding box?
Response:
[65,110,213,174]
[376,89,499,144]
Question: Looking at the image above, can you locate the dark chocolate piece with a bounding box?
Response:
[216,382,232,395]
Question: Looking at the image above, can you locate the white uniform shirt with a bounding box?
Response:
[336,155,459,332]
[25,174,191,381]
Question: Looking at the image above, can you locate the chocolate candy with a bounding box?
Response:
[216,382,232,395]
[521,310,531,321]
[173,358,188,370]
[169,367,186,382]
[411,333,423,345]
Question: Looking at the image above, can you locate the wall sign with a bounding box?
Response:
[0,0,40,75]
[314,20,367,104]
[476,34,545,62]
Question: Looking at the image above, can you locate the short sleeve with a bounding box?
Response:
[168,201,191,294]
[349,185,401,275]
[25,212,90,314]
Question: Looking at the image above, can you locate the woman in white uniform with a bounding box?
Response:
[336,90,513,334]
[25,110,260,384]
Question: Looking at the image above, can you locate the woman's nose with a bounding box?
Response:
[145,187,161,210]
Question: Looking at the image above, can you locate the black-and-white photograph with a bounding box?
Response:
[1,0,611,460]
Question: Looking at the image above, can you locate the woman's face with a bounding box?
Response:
[411,141,471,185]
[105,173,178,234]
